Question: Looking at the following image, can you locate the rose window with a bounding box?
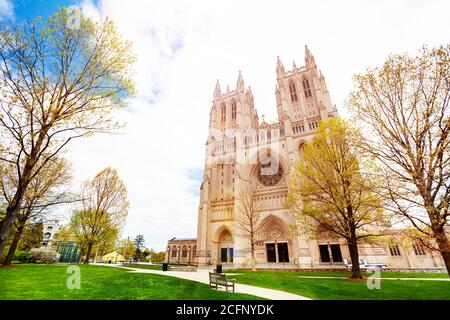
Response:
[257,158,283,186]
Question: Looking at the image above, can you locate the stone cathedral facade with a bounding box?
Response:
[166,47,446,270]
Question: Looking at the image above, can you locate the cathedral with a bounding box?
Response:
[166,46,446,271]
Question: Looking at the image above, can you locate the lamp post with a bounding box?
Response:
[188,246,191,265]
[167,246,170,264]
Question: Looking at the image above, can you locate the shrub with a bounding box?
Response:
[13,250,30,263]
[28,248,57,263]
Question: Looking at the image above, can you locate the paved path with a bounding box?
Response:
[100,264,310,300]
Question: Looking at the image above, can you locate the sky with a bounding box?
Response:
[1,0,450,251]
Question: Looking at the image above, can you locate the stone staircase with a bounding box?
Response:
[168,265,197,272]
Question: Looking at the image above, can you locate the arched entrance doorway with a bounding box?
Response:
[218,229,234,263]
[258,216,291,263]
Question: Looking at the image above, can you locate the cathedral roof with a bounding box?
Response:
[259,120,281,129]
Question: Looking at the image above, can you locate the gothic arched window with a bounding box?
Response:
[171,245,177,257]
[302,78,312,98]
[182,245,188,257]
[221,103,226,122]
[257,158,284,187]
[413,243,426,256]
[389,243,401,256]
[289,81,298,102]
[231,100,237,120]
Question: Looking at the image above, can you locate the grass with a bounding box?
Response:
[225,269,450,300]
[3,264,447,300]
[0,264,260,300]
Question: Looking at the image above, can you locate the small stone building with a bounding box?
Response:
[165,238,197,265]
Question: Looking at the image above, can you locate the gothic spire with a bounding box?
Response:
[246,86,254,105]
[236,70,244,91]
[276,56,285,78]
[214,79,221,98]
[304,45,316,67]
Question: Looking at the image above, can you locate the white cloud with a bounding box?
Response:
[55,0,450,251]
[0,0,13,21]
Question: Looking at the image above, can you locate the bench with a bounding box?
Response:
[344,259,387,269]
[209,272,236,293]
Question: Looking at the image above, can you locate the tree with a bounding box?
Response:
[235,188,263,271]
[287,119,388,279]
[53,225,75,242]
[133,234,145,259]
[92,228,119,262]
[70,167,129,264]
[116,238,136,260]
[17,221,43,251]
[0,7,135,257]
[142,248,151,260]
[348,45,450,275]
[148,249,165,263]
[1,157,72,265]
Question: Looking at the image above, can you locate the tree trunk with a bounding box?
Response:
[348,233,363,279]
[250,236,256,271]
[433,228,450,276]
[77,248,84,263]
[0,161,39,256]
[0,198,24,257]
[344,203,363,279]
[84,242,93,264]
[0,128,48,257]
[3,221,26,265]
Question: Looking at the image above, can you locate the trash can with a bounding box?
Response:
[162,263,168,271]
[216,264,222,274]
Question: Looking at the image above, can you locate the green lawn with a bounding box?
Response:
[225,269,450,300]
[0,264,260,300]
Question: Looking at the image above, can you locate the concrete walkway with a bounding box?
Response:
[101,264,310,300]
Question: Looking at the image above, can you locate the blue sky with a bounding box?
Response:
[11,0,79,20]
[2,0,450,251]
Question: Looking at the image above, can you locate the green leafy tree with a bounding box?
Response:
[70,167,129,264]
[348,45,450,275]
[149,249,166,263]
[133,234,145,259]
[116,238,136,260]
[19,221,43,251]
[1,157,72,265]
[287,119,388,279]
[0,7,136,257]
[142,248,151,259]
[53,225,75,242]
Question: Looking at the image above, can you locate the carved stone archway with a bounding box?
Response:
[257,216,291,263]
[217,229,234,263]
